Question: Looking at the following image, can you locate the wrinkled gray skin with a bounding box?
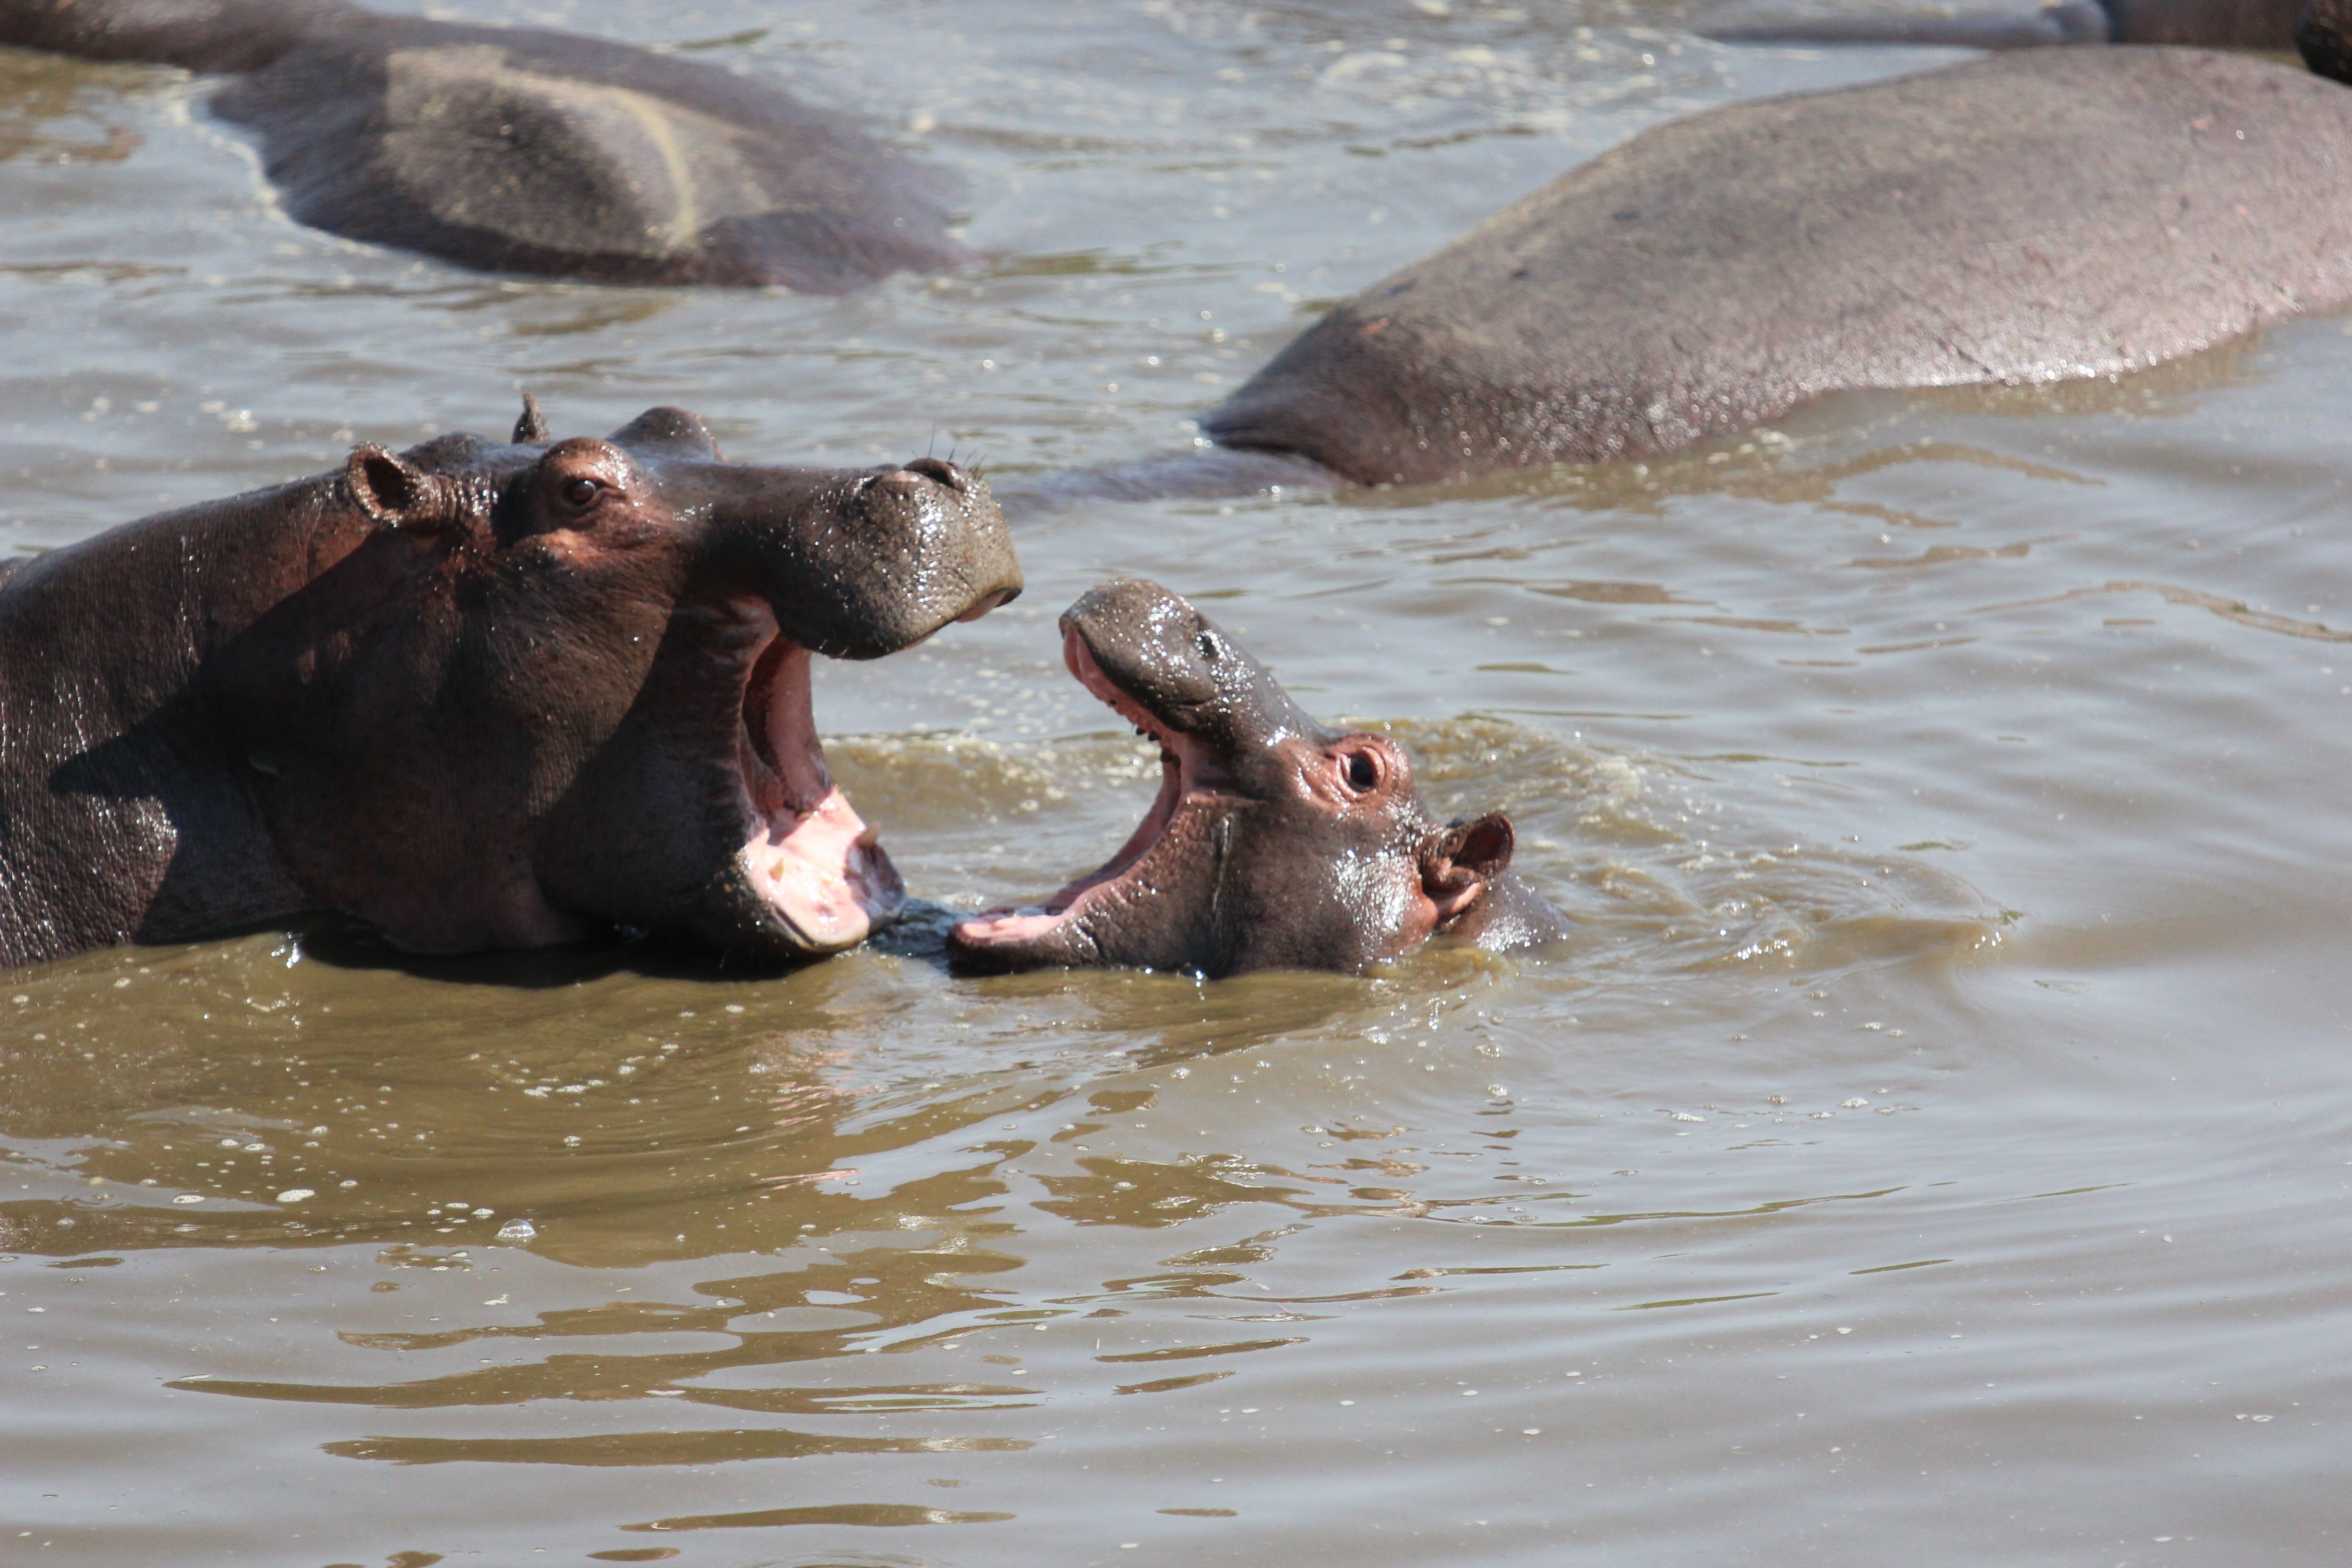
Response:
[0,0,963,290]
[1702,0,2296,51]
[1193,46,2352,488]
[947,580,1567,978]
[0,401,1024,970]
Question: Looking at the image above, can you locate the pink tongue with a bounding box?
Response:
[746,787,904,950]
[953,906,1070,946]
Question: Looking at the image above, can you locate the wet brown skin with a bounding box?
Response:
[0,0,965,291]
[948,579,1568,979]
[0,402,1023,970]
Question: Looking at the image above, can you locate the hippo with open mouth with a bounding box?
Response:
[0,401,1022,970]
[949,580,1568,978]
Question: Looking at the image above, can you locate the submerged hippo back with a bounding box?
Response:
[1205,49,2352,486]
[210,17,965,290]
[0,0,357,72]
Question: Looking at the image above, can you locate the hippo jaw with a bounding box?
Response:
[949,624,1239,971]
[669,451,1018,958]
[727,627,902,952]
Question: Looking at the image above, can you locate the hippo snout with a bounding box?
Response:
[718,457,1020,660]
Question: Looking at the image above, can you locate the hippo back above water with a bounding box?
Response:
[0,0,965,290]
[0,401,1022,970]
[1199,47,2352,487]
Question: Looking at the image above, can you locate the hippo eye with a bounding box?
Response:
[1345,752,1380,792]
[561,477,601,507]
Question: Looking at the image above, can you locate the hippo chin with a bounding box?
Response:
[0,401,1023,970]
[0,0,965,291]
[949,580,1567,979]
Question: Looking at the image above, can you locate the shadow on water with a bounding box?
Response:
[290,914,818,989]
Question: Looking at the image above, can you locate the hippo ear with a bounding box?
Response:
[608,406,721,459]
[345,446,460,534]
[1421,813,1514,923]
[512,391,549,444]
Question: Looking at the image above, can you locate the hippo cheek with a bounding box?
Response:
[529,598,902,959]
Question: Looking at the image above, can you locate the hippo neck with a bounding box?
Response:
[0,486,338,966]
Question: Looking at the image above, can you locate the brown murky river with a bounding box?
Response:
[5,3,2351,1563]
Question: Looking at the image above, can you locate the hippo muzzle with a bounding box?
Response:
[949,579,1558,978]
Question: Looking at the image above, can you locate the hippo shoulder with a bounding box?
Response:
[209,17,965,291]
[1205,49,2352,486]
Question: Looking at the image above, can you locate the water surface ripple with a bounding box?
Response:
[3,2,2349,1563]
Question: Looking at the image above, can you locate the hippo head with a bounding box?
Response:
[211,403,1021,960]
[949,579,1556,977]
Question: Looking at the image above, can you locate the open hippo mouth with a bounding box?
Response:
[733,625,902,951]
[943,577,1539,977]
[950,622,1224,957]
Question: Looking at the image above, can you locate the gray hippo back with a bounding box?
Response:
[0,0,964,290]
[1201,48,2352,487]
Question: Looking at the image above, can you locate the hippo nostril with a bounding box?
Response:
[901,456,968,492]
[1196,629,1223,662]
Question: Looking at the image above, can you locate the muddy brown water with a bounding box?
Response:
[5,3,2352,1564]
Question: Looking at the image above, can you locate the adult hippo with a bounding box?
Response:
[0,0,962,290]
[949,580,1567,978]
[0,400,1023,970]
[1182,44,2352,490]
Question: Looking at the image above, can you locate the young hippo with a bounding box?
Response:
[0,399,1022,970]
[950,580,1568,978]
